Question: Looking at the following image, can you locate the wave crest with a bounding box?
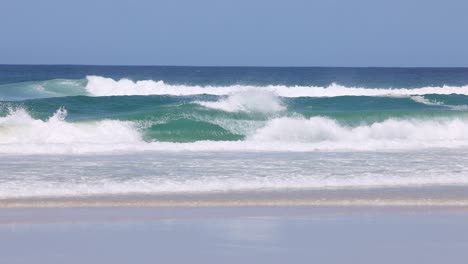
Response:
[85,76,468,98]
[3,76,468,100]
[2,108,468,153]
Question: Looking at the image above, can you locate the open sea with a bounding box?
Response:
[1,65,468,203]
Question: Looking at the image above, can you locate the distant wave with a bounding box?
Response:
[410,95,468,110]
[410,95,444,106]
[4,76,468,101]
[84,76,468,97]
[0,79,86,101]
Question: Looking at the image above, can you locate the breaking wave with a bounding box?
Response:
[2,107,468,154]
[0,107,143,153]
[85,76,468,98]
[4,76,468,100]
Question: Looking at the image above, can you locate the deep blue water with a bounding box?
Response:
[2,65,468,87]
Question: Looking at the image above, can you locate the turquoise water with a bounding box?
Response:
[2,66,468,198]
[2,69,468,148]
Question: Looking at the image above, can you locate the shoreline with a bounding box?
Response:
[2,186,468,209]
[3,186,468,225]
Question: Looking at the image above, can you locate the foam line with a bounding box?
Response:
[85,76,468,97]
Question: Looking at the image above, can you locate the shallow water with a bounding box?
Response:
[1,150,468,200]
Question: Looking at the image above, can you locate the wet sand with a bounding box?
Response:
[1,205,468,264]
[2,186,468,263]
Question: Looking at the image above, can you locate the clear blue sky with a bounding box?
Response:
[1,0,467,66]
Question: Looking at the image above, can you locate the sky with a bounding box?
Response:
[1,0,467,67]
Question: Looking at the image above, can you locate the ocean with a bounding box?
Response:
[1,65,468,203]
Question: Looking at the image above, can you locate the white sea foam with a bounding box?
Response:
[85,76,468,98]
[251,116,468,143]
[0,108,143,153]
[3,148,468,199]
[197,90,285,113]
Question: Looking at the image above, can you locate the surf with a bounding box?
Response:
[84,76,468,98]
[2,106,468,154]
[5,75,468,100]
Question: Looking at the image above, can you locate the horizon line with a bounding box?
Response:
[1,63,468,69]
